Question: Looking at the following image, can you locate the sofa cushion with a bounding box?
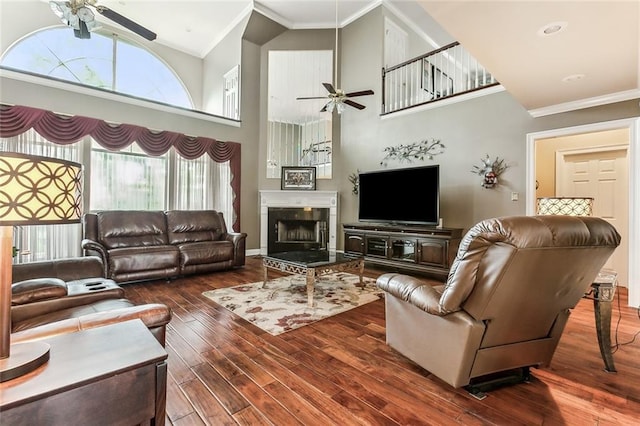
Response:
[166,210,226,244]
[97,210,168,249]
[178,241,234,266]
[108,246,180,274]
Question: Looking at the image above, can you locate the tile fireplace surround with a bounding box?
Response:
[259,190,338,255]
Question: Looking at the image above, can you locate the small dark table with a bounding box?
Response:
[0,319,168,425]
[585,269,618,372]
[263,250,365,307]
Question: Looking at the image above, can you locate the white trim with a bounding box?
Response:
[254,1,381,29]
[0,69,241,127]
[200,3,255,58]
[380,85,505,120]
[383,0,440,49]
[526,117,640,308]
[528,89,640,118]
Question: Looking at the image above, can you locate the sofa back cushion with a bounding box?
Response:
[97,211,169,249]
[166,210,227,245]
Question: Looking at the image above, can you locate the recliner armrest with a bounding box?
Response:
[376,273,449,316]
[12,278,68,305]
[225,232,247,266]
[11,304,172,346]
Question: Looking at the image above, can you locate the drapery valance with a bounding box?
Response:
[0,104,241,231]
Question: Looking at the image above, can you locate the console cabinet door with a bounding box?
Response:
[344,232,365,254]
[417,239,448,268]
[390,238,416,262]
[365,236,389,258]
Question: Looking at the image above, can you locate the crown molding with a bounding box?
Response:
[528,88,640,118]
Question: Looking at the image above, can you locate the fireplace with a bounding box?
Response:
[268,207,329,254]
[259,190,338,255]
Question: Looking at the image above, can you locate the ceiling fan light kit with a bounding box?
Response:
[49,0,156,41]
[296,0,373,114]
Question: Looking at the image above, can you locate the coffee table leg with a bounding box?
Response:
[306,268,315,307]
[262,262,268,288]
[358,259,364,287]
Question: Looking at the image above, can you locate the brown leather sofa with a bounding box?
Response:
[376,215,620,394]
[82,210,247,283]
[11,257,172,345]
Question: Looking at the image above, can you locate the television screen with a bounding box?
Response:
[358,165,439,225]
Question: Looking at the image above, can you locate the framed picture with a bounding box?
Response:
[422,60,453,99]
[281,166,316,190]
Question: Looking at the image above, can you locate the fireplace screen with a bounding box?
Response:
[268,207,329,254]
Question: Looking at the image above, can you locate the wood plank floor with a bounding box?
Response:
[123,256,640,425]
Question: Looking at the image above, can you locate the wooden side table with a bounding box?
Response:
[586,269,618,372]
[0,319,168,425]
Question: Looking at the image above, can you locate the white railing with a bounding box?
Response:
[382,42,499,115]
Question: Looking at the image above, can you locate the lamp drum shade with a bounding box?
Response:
[0,152,83,226]
[537,197,594,217]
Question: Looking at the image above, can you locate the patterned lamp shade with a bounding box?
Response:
[0,152,83,382]
[537,197,593,216]
[0,152,83,225]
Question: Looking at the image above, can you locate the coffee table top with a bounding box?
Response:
[264,250,361,268]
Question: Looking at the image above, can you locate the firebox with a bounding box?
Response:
[268,207,329,254]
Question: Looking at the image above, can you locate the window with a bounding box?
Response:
[1,27,192,108]
[2,133,233,262]
[90,142,167,211]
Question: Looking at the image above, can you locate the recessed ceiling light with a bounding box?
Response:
[562,74,586,83]
[537,21,568,37]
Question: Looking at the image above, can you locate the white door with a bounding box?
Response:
[556,145,629,286]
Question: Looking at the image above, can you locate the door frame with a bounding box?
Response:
[526,117,640,308]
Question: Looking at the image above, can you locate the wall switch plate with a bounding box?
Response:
[511,192,519,201]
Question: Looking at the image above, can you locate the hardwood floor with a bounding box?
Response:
[123,257,640,425]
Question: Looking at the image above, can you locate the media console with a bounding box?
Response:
[343,223,464,280]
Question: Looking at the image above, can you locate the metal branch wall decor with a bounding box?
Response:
[380,138,445,167]
[471,154,509,188]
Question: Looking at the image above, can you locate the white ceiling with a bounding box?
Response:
[3,1,639,114]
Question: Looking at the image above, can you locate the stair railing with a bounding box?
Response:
[382,42,499,115]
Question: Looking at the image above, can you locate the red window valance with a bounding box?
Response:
[0,104,242,231]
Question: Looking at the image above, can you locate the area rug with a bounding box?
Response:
[202,272,383,335]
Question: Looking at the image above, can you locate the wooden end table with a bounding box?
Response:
[1,319,168,425]
[263,250,365,307]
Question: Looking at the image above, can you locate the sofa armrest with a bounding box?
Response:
[11,304,172,346]
[224,232,247,266]
[81,239,109,275]
[12,278,68,305]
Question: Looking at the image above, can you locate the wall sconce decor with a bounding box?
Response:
[537,197,594,216]
[471,154,509,188]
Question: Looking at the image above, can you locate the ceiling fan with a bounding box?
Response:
[296,0,374,114]
[49,0,156,41]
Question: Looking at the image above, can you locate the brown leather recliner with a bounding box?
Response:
[376,215,621,394]
[11,257,172,345]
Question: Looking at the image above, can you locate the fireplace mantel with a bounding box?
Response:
[259,190,338,255]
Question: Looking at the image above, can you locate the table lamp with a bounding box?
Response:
[537,197,594,216]
[0,152,83,382]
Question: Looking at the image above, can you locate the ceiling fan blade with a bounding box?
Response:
[322,83,337,94]
[95,6,157,41]
[296,96,328,100]
[344,99,366,110]
[320,103,330,112]
[345,89,374,97]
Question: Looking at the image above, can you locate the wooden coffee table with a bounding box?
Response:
[262,250,365,307]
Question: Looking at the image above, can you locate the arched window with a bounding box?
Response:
[1,27,192,108]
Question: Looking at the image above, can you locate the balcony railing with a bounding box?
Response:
[382,42,499,115]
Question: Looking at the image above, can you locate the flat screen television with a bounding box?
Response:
[358,165,439,225]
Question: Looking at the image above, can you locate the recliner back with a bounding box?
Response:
[444,216,620,348]
[95,211,169,249]
[165,210,227,245]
